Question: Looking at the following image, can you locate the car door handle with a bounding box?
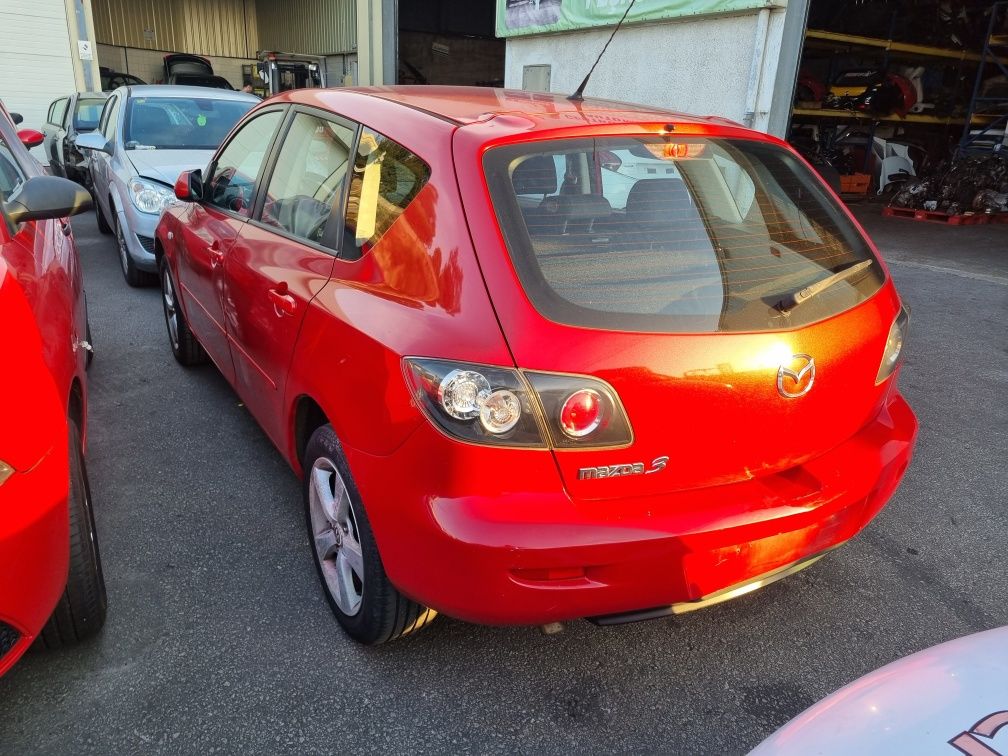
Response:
[207,240,223,266]
[268,286,296,317]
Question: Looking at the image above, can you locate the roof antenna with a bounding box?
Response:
[568,0,638,102]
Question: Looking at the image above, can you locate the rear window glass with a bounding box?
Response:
[483,137,884,333]
[124,97,252,151]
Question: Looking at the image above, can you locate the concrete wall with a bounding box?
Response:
[504,7,792,135]
[96,43,256,89]
[0,0,100,132]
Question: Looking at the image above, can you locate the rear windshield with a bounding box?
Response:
[74,99,105,131]
[483,137,884,333]
[124,97,252,150]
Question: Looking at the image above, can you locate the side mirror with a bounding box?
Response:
[18,129,45,149]
[75,131,113,154]
[174,168,202,201]
[4,175,92,224]
[9,112,23,125]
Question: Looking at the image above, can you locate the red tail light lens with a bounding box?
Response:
[559,389,603,438]
[523,372,633,449]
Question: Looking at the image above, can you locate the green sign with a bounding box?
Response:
[497,0,774,38]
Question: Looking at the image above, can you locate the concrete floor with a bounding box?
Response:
[0,204,1006,754]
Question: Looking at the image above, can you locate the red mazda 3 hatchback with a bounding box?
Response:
[155,87,917,644]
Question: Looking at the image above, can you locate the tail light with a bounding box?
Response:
[404,359,545,448]
[523,371,632,449]
[876,306,910,384]
[403,359,632,449]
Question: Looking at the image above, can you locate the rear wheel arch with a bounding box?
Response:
[292,394,330,470]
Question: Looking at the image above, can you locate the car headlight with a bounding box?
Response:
[876,306,910,384]
[0,460,13,488]
[128,177,177,215]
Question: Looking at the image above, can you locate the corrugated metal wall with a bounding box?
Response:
[92,0,259,58]
[255,0,356,55]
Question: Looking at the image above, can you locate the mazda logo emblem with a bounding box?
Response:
[777,354,815,398]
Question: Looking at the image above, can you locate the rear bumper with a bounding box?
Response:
[0,447,69,676]
[350,392,917,626]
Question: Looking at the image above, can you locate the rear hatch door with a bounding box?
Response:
[163,54,213,79]
[460,127,899,501]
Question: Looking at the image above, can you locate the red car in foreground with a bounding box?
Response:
[0,101,106,675]
[155,87,917,644]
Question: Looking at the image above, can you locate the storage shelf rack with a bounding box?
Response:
[958,2,1008,156]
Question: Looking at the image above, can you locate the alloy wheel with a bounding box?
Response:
[308,457,365,616]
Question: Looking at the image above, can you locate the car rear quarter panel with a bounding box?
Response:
[283,104,513,467]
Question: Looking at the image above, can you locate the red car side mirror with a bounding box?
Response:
[174,171,191,200]
[174,168,203,202]
[18,129,44,149]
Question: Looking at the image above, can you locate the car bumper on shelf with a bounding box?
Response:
[0,446,70,676]
[348,392,918,626]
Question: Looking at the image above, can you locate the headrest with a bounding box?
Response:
[556,193,612,221]
[626,178,692,224]
[512,155,558,196]
[130,105,169,136]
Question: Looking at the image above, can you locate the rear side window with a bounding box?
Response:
[259,111,356,245]
[49,98,69,126]
[342,127,430,261]
[484,137,884,333]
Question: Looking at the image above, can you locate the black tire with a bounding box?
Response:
[303,425,435,645]
[95,196,111,235]
[159,257,207,366]
[114,216,156,287]
[38,421,107,648]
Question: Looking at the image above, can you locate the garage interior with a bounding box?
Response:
[397,0,504,86]
[788,0,1008,221]
[89,0,503,95]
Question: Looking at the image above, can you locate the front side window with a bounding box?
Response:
[123,96,253,150]
[74,99,106,132]
[205,110,283,216]
[484,136,884,333]
[100,96,120,141]
[259,112,356,245]
[0,135,27,203]
[342,127,430,261]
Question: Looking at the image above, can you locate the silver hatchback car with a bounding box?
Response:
[77,85,257,286]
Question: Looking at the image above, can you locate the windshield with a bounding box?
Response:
[123,97,252,150]
[483,136,884,333]
[74,99,105,131]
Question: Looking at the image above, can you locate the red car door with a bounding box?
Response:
[222,110,357,446]
[174,108,285,382]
